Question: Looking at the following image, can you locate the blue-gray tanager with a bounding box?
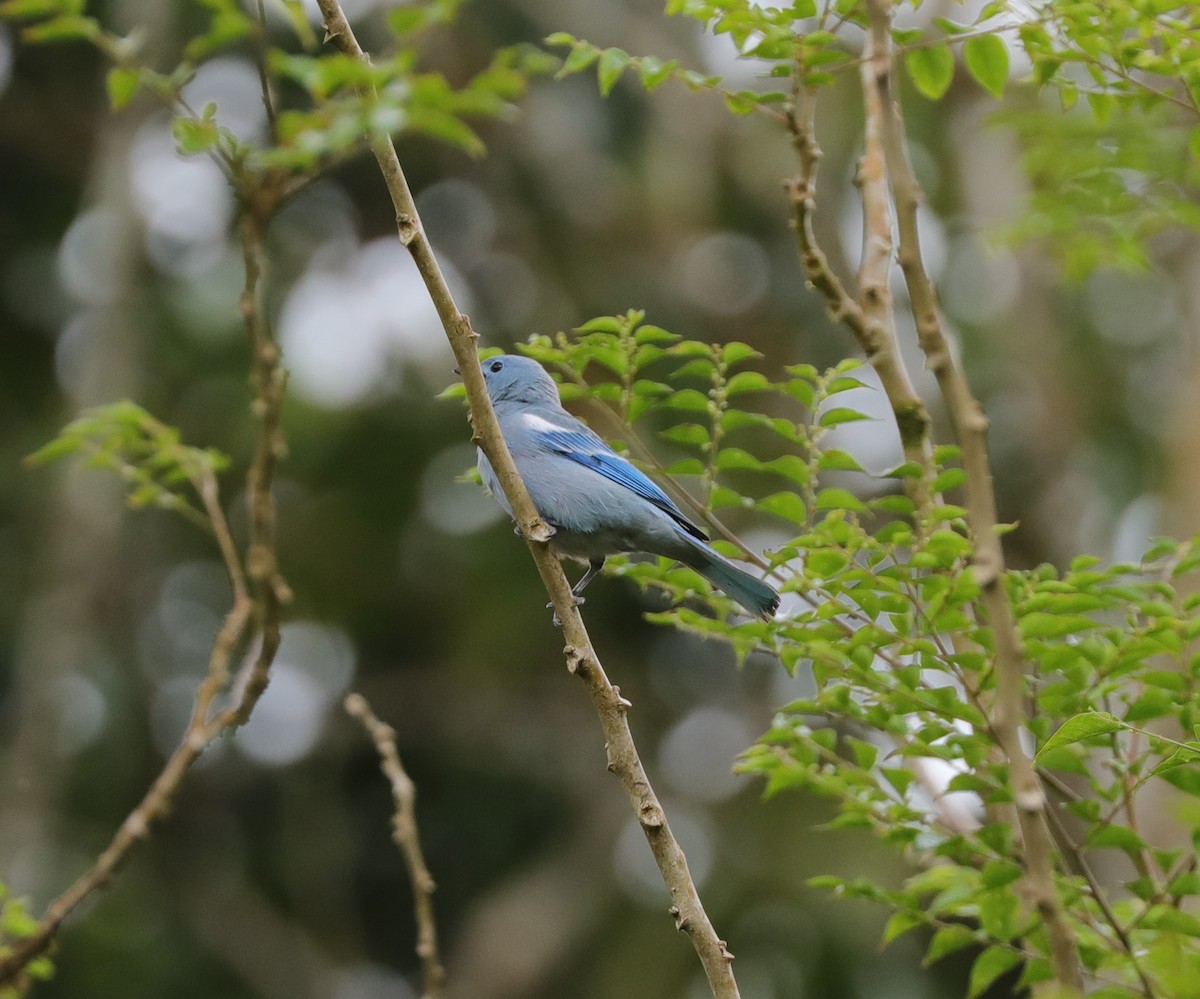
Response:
[475,355,780,621]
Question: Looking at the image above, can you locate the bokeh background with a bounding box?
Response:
[1,1,1198,997]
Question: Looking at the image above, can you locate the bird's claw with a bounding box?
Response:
[548,595,585,628]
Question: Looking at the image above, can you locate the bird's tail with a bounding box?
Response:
[686,543,780,621]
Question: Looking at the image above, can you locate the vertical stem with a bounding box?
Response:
[786,65,934,516]
[862,1,1082,991]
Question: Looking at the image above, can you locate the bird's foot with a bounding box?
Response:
[548,595,585,628]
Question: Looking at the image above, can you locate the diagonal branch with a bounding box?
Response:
[312,3,741,995]
[862,0,1082,992]
[0,187,291,987]
[345,694,446,999]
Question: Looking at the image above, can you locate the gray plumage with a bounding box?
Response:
[476,354,779,621]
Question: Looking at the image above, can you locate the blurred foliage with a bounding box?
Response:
[0,886,52,998]
[2,0,1200,997]
[27,400,229,527]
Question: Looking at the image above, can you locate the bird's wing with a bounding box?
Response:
[530,419,709,543]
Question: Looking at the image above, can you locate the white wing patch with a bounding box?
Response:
[523,413,566,434]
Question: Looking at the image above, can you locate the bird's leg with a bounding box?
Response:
[548,558,605,627]
[572,557,606,598]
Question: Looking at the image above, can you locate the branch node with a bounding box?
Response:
[639,802,665,829]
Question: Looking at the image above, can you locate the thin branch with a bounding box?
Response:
[312,4,741,995]
[785,68,934,513]
[0,183,290,986]
[856,38,934,522]
[1042,802,1160,998]
[254,0,280,138]
[217,204,290,729]
[861,0,1082,992]
[0,596,254,982]
[344,694,446,999]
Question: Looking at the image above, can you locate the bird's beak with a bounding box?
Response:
[453,367,461,375]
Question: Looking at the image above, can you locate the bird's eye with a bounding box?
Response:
[490,360,503,373]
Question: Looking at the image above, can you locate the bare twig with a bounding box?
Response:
[861,0,1081,992]
[344,694,446,999]
[785,62,934,512]
[254,0,279,137]
[0,186,291,986]
[312,3,741,995]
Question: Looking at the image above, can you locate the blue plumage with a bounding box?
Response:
[475,354,780,621]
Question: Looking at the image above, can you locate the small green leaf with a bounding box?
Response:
[819,407,871,428]
[963,34,1008,98]
[722,342,762,366]
[1035,712,1123,761]
[725,370,773,395]
[556,41,599,78]
[106,66,141,110]
[576,315,624,333]
[1084,825,1146,852]
[905,43,955,101]
[967,947,1021,999]
[659,423,710,447]
[597,47,630,95]
[662,389,711,412]
[815,487,868,513]
[21,12,99,42]
[758,491,807,525]
[881,910,923,946]
[924,924,977,965]
[818,449,866,473]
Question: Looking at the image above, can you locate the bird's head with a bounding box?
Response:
[480,355,562,407]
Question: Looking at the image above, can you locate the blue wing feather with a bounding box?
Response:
[536,427,708,542]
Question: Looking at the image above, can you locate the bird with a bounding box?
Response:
[474,354,780,622]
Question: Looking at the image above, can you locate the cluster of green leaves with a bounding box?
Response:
[0,0,557,176]
[26,401,228,527]
[551,0,1200,275]
[0,885,52,996]
[527,318,1200,998]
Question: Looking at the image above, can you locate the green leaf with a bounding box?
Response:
[932,468,966,493]
[905,44,955,101]
[1084,825,1146,852]
[172,114,220,155]
[881,910,923,946]
[1139,905,1200,936]
[725,370,772,395]
[815,487,868,513]
[716,447,763,472]
[1019,611,1096,638]
[819,407,871,428]
[722,342,762,366]
[597,47,630,95]
[556,41,599,78]
[1034,712,1123,761]
[659,423,710,447]
[662,389,711,412]
[963,34,1008,99]
[0,0,65,15]
[758,491,807,525]
[967,947,1021,999]
[106,66,141,110]
[923,924,977,965]
[637,55,678,91]
[818,449,866,473]
[21,12,98,42]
